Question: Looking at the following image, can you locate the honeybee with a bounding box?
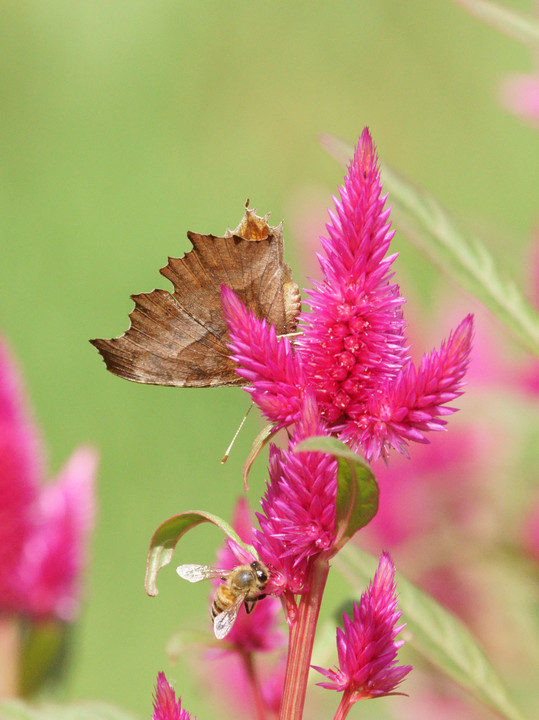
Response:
[176,560,269,639]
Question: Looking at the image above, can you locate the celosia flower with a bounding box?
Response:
[313,552,411,706]
[152,672,195,720]
[254,391,338,595]
[0,335,97,621]
[222,128,473,462]
[0,340,39,613]
[20,447,97,621]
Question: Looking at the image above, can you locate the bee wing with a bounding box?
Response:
[213,593,248,640]
[176,564,230,583]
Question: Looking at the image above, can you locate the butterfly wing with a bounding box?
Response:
[91,206,300,387]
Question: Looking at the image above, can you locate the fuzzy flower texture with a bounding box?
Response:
[314,552,412,706]
[0,337,97,621]
[222,128,473,462]
[153,673,195,720]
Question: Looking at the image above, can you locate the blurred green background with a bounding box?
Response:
[1,0,537,717]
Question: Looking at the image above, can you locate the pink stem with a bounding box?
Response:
[0,615,20,698]
[279,558,330,720]
[241,651,268,720]
[332,688,355,720]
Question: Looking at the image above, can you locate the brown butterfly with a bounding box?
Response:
[90,204,301,387]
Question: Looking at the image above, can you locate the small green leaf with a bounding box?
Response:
[294,436,379,549]
[320,134,539,359]
[0,700,139,720]
[20,620,71,697]
[145,511,256,596]
[335,546,524,720]
[242,422,277,490]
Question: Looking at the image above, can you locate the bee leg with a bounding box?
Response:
[245,595,267,614]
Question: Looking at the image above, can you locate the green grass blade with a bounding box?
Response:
[455,0,539,45]
[0,701,139,720]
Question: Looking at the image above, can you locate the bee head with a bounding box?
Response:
[251,561,268,584]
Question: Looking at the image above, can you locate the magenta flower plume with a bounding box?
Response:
[0,335,97,620]
[223,128,473,462]
[0,340,40,612]
[221,284,304,428]
[314,552,412,704]
[153,672,195,720]
[254,391,338,595]
[21,447,97,621]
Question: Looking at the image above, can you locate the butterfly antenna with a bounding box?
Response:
[221,403,254,464]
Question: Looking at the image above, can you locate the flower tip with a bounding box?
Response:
[221,285,250,334]
[220,284,239,312]
[352,126,378,177]
[452,313,474,359]
[153,672,195,720]
[315,551,410,700]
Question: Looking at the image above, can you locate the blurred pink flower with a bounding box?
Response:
[223,128,473,462]
[500,73,539,126]
[20,447,97,621]
[313,552,411,711]
[152,672,195,720]
[0,336,97,621]
[205,652,285,720]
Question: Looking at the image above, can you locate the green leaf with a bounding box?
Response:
[145,510,257,596]
[455,0,539,46]
[0,700,139,720]
[335,546,524,720]
[320,134,539,359]
[242,422,277,490]
[294,436,379,549]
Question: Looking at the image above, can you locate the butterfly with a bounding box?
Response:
[91,204,301,387]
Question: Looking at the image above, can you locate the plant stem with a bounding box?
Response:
[332,688,355,720]
[241,651,267,720]
[279,558,330,720]
[0,615,20,698]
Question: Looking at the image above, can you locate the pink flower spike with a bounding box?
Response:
[313,552,412,703]
[0,340,40,612]
[152,672,195,720]
[222,129,474,463]
[221,285,305,427]
[299,127,408,428]
[21,446,98,621]
[254,391,338,595]
[352,313,474,462]
[500,73,539,126]
[0,334,98,621]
